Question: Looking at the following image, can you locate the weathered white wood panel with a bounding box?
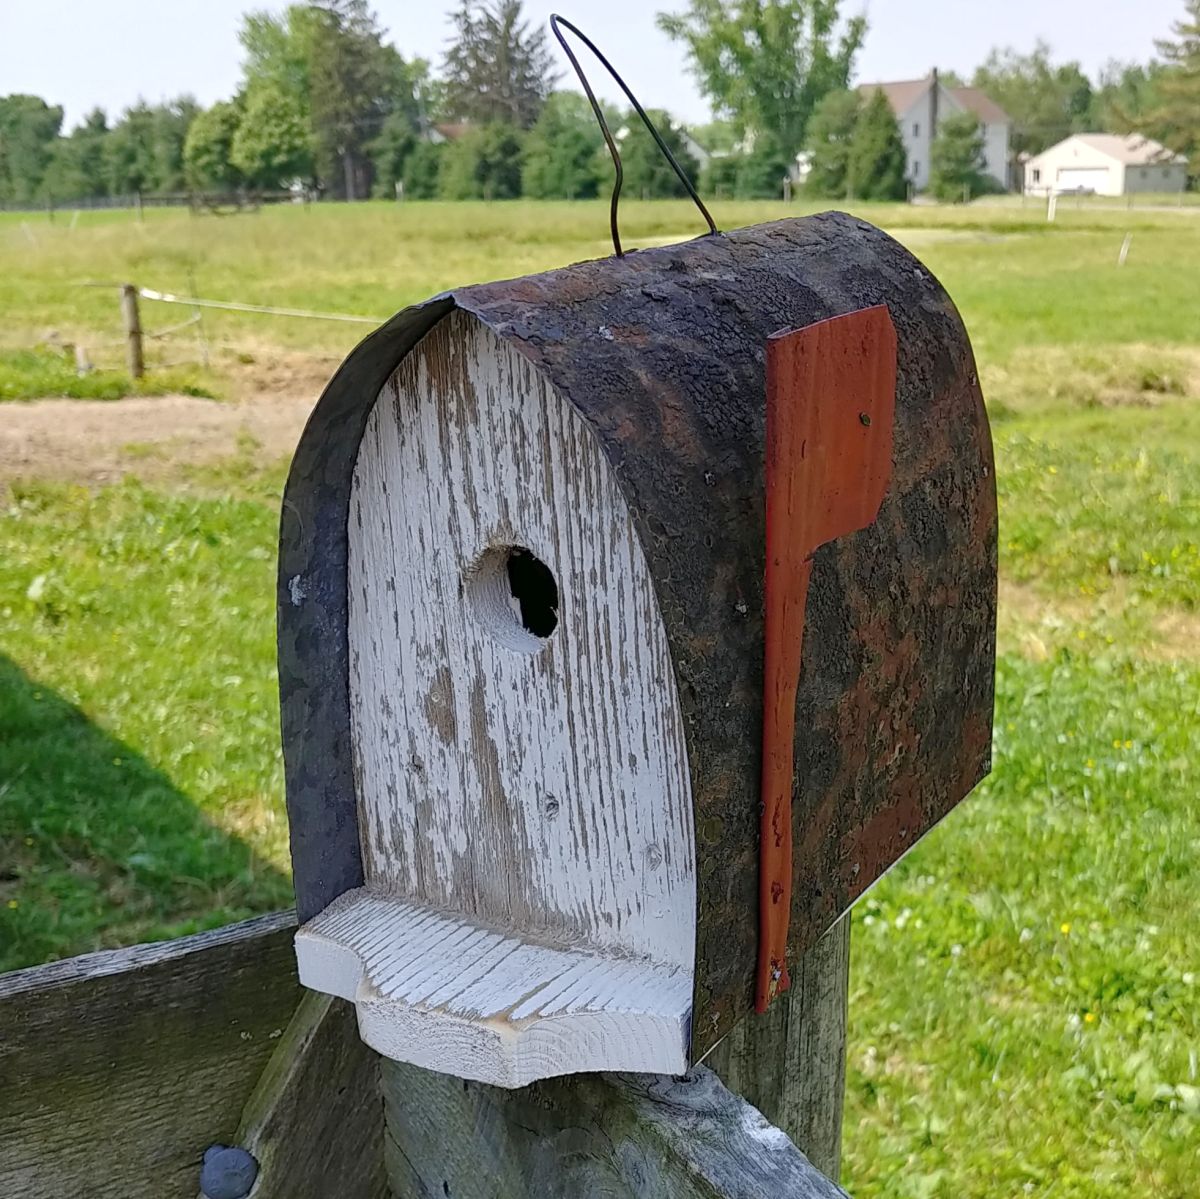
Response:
[298,889,690,1085]
[298,309,696,1082]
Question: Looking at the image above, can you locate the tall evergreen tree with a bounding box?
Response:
[847,88,907,199]
[929,110,986,202]
[657,0,866,163]
[805,88,861,196]
[1146,0,1200,175]
[442,1,556,130]
[307,1,388,198]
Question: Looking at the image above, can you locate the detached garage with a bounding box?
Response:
[1024,133,1189,197]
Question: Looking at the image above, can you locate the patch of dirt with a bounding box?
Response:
[0,393,316,485]
[999,578,1200,663]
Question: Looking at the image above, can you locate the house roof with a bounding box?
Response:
[1069,133,1186,165]
[857,77,1010,126]
[858,78,930,116]
[948,87,1009,126]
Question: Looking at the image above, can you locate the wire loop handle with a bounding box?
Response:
[549,14,718,257]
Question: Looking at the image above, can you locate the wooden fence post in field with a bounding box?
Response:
[707,917,851,1179]
[120,283,144,379]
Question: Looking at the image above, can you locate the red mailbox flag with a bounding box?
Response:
[758,305,897,1013]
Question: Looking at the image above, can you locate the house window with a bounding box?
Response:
[1032,168,1041,183]
[913,161,919,177]
[913,122,920,137]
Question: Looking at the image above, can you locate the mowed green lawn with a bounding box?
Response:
[1,200,1198,1197]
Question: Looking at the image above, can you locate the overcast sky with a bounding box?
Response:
[0,0,1185,130]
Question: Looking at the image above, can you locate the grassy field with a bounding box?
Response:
[1,199,1198,1196]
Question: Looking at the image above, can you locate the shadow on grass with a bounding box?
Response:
[0,654,292,972]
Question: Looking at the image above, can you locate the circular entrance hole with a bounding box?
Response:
[466,545,559,654]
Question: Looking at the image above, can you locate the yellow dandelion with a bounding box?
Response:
[1085,759,1095,769]
[1084,1012,1096,1024]
[1061,922,1071,935]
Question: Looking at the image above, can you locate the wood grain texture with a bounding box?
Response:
[0,913,302,1199]
[758,308,896,1012]
[381,1059,850,1199]
[330,308,696,1080]
[348,309,694,964]
[236,992,388,1199]
[707,916,851,1182]
[297,888,689,1085]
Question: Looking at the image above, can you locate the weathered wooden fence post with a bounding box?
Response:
[120,282,144,379]
[706,917,851,1180]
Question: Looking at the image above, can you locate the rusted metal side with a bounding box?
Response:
[278,211,997,1059]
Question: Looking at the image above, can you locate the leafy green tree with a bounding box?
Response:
[700,152,739,197]
[231,85,313,189]
[239,4,327,136]
[443,0,556,129]
[1093,60,1168,132]
[657,0,866,162]
[1145,0,1200,176]
[733,135,790,198]
[0,95,64,202]
[521,92,603,199]
[971,43,1093,157]
[612,109,700,199]
[805,88,860,196]
[149,97,200,192]
[401,140,444,198]
[103,102,158,194]
[929,110,986,201]
[184,100,245,191]
[40,108,108,200]
[439,124,525,199]
[847,88,907,199]
[370,112,417,197]
[239,3,422,198]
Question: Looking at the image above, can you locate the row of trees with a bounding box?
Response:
[1,0,1197,206]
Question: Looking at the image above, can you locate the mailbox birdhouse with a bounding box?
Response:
[278,213,997,1088]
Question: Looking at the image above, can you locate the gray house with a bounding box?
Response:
[856,71,1011,192]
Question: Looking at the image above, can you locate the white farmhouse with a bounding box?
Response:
[1023,134,1188,196]
[857,72,1011,192]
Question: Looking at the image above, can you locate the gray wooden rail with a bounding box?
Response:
[0,913,851,1198]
